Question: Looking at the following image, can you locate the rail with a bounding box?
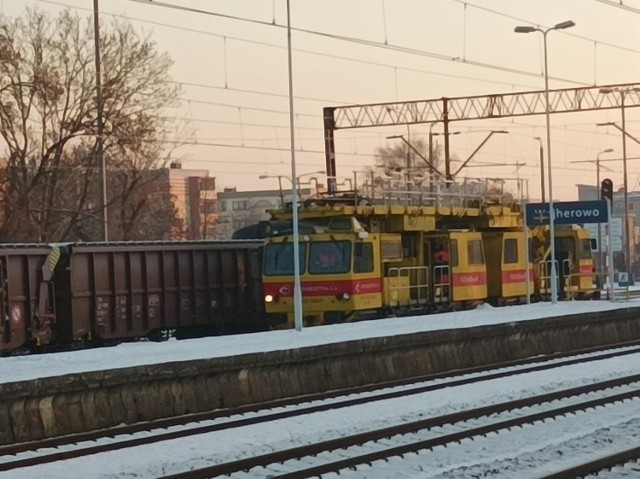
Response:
[5,344,640,471]
[160,372,640,478]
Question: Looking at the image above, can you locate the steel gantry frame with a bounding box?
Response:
[323,82,640,193]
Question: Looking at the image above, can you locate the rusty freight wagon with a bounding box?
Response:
[0,244,54,353]
[0,240,265,354]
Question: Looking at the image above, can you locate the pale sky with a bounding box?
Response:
[3,0,640,199]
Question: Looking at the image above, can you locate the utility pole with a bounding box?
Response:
[93,0,108,241]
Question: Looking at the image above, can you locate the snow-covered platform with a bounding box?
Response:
[1,300,640,445]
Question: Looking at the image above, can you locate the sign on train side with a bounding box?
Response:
[525,200,608,226]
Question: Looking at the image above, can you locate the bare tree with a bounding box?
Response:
[0,8,184,242]
[364,138,432,191]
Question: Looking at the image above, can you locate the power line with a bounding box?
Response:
[26,0,640,188]
[176,97,319,118]
[593,0,640,14]
[454,0,640,58]
[122,0,585,86]
[34,0,640,98]
[36,0,549,97]
[37,0,639,126]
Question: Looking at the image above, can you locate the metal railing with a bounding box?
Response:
[432,265,450,302]
[387,266,429,306]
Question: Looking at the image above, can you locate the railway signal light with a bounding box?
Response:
[601,178,613,201]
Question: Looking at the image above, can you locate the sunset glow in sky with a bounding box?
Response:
[4,0,640,198]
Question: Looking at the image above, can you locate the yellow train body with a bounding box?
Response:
[260,197,596,328]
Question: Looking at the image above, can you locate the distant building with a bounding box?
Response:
[168,161,217,240]
[216,186,315,239]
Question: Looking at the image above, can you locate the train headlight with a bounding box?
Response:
[265,294,275,303]
[338,292,350,301]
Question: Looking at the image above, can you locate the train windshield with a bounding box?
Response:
[309,240,352,274]
[264,242,307,275]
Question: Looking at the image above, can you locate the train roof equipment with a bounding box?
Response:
[266,182,523,234]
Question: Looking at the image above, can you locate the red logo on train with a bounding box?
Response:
[278,285,291,296]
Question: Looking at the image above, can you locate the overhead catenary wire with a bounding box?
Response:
[20,0,640,191]
[35,0,559,95]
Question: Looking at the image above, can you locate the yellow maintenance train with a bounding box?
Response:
[259,188,596,329]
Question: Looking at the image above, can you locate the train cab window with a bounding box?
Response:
[528,238,535,262]
[503,238,518,264]
[381,240,403,260]
[402,236,417,258]
[309,241,351,274]
[264,242,307,276]
[354,243,374,273]
[327,218,352,231]
[468,239,485,265]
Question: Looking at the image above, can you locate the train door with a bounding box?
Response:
[554,234,573,299]
[0,258,9,348]
[576,231,597,294]
[486,231,531,303]
[483,232,503,301]
[449,231,487,303]
[557,229,596,298]
[425,235,450,304]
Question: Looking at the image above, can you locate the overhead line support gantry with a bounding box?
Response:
[323,82,640,193]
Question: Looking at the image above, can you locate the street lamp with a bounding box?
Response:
[284,0,303,331]
[534,136,545,202]
[599,87,640,295]
[515,19,575,304]
[93,0,108,241]
[259,168,323,331]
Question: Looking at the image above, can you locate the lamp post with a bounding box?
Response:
[285,0,303,331]
[515,20,575,304]
[534,136,545,202]
[93,0,108,241]
[599,87,640,296]
[259,168,324,331]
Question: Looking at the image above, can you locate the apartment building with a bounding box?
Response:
[168,161,217,240]
[216,186,315,239]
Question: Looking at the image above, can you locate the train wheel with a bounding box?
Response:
[147,329,171,342]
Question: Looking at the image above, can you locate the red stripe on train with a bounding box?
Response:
[501,269,535,284]
[451,272,487,287]
[580,265,594,276]
[263,278,382,298]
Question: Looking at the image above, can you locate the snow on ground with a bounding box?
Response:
[6,346,640,479]
[1,298,639,384]
[3,297,640,478]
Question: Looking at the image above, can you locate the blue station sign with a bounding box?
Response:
[525,200,608,227]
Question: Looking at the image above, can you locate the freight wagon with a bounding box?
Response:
[0,240,264,354]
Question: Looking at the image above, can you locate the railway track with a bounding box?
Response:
[539,448,640,478]
[158,374,640,478]
[3,343,640,477]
